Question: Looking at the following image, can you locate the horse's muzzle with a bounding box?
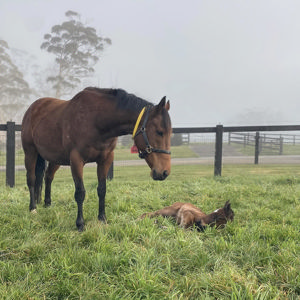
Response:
[152,169,169,181]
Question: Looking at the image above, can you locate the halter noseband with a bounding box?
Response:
[132,106,171,159]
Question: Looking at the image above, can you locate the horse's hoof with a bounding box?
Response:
[98,215,107,224]
[76,219,85,232]
[30,209,37,214]
[77,226,85,232]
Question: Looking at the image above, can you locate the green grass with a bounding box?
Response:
[1,165,300,299]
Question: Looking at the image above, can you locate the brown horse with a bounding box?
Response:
[140,201,234,231]
[21,88,172,231]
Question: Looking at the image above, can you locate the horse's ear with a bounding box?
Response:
[165,100,170,111]
[158,96,166,108]
[157,96,170,111]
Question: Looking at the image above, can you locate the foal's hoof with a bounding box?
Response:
[30,209,38,214]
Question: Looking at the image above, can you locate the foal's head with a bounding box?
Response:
[133,97,172,181]
[212,200,234,228]
[195,200,234,231]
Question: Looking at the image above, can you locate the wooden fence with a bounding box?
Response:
[173,125,300,176]
[228,132,300,155]
[228,132,284,155]
[2,122,300,187]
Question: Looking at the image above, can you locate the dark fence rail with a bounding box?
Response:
[2,122,300,186]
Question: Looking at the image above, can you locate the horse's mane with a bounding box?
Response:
[84,87,153,112]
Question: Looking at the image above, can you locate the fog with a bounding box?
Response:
[1,0,300,126]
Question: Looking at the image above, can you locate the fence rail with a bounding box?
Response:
[2,122,300,186]
[229,132,285,155]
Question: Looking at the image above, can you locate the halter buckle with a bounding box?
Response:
[145,146,153,154]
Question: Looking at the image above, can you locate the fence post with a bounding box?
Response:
[214,125,223,176]
[6,121,15,187]
[279,136,283,155]
[254,132,260,165]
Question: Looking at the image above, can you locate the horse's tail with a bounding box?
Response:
[35,154,46,203]
[35,154,46,178]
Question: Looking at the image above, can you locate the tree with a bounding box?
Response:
[0,40,32,121]
[41,10,111,97]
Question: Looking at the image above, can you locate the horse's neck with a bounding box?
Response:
[99,108,143,138]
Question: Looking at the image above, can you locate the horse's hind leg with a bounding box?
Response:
[24,147,38,212]
[70,150,85,231]
[34,154,45,204]
[44,163,60,207]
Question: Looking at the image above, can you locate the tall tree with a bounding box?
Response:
[41,10,111,97]
[0,40,32,121]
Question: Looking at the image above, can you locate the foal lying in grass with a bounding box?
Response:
[140,201,234,231]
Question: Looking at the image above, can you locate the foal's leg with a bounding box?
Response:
[44,163,60,207]
[24,147,38,212]
[97,152,114,223]
[70,150,85,231]
[177,211,195,229]
[140,206,179,219]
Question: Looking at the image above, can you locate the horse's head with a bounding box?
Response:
[133,97,172,181]
[212,200,234,228]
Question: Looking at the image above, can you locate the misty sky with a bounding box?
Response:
[1,0,300,126]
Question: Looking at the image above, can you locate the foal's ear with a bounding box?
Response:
[224,201,231,213]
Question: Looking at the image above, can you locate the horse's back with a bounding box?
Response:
[21,92,117,165]
[22,97,67,127]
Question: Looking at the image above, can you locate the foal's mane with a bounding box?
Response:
[84,87,153,112]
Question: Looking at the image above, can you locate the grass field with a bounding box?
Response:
[0,164,300,299]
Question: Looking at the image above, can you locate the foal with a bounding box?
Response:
[140,201,234,231]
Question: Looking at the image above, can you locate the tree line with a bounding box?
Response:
[0,10,111,122]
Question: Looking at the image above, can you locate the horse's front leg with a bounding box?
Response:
[97,177,106,222]
[97,152,114,223]
[70,151,85,231]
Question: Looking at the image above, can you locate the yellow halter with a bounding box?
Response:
[132,107,146,138]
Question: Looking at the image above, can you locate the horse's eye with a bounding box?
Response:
[156,130,164,137]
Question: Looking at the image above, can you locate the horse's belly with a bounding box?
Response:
[36,144,70,165]
[32,124,69,164]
